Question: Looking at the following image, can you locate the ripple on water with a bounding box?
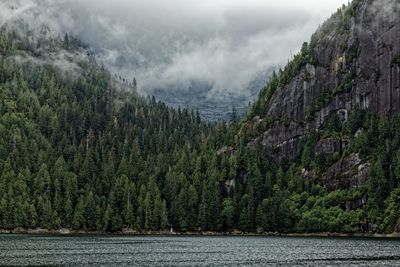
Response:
[0,235,400,266]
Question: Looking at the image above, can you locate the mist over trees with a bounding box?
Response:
[1,0,400,235]
[0,0,349,121]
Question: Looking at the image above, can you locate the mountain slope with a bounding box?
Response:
[237,0,400,232]
[248,0,400,160]
[2,0,400,235]
[0,24,211,231]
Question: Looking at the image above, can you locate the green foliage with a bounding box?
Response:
[299,207,361,233]
[3,19,400,236]
[345,107,366,135]
[337,4,356,34]
[392,54,400,67]
[367,158,389,210]
[300,130,320,168]
[221,198,235,230]
[279,116,290,127]
[0,26,209,232]
[345,41,360,64]
[335,69,355,94]
[381,188,400,233]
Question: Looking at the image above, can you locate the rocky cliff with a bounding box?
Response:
[246,0,400,190]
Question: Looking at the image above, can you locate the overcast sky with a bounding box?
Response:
[1,0,349,99]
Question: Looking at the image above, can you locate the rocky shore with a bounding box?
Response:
[1,228,400,238]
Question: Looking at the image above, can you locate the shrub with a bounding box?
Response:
[392,54,400,67]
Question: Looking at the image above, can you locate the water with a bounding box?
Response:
[1,234,400,266]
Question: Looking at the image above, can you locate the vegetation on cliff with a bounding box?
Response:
[1,0,400,234]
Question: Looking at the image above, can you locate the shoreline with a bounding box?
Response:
[1,228,400,239]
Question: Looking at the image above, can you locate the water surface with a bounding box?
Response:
[1,234,400,266]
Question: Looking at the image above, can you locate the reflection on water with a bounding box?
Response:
[1,234,400,266]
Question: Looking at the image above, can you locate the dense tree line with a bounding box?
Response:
[0,26,209,231]
[2,11,400,235]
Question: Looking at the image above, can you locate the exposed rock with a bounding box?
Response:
[246,1,399,199]
[121,228,140,234]
[224,179,236,194]
[250,0,400,162]
[314,137,348,156]
[344,197,367,210]
[217,146,234,156]
[354,128,363,137]
[395,218,400,233]
[320,153,370,191]
[12,227,26,234]
[301,168,317,180]
[59,228,71,234]
[250,121,309,161]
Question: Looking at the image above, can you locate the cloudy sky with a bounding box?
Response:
[1,0,349,111]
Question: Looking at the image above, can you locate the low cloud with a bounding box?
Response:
[370,0,398,23]
[0,0,349,104]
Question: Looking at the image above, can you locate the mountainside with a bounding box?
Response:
[248,0,400,160]
[239,0,400,232]
[0,24,212,231]
[2,0,400,235]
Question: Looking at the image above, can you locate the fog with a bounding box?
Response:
[0,0,349,118]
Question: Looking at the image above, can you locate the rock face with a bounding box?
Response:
[314,137,348,156]
[248,0,400,190]
[254,121,309,162]
[344,197,367,210]
[251,0,400,161]
[320,153,370,191]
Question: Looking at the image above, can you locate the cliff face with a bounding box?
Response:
[250,0,400,161]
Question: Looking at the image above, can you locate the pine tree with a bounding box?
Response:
[72,197,85,229]
[222,198,234,230]
[160,200,168,230]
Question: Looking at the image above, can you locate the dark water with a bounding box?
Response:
[1,235,400,266]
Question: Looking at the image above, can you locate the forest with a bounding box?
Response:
[2,0,400,235]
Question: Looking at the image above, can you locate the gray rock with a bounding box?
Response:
[251,1,400,161]
[320,153,370,191]
[314,137,348,156]
[248,1,399,195]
